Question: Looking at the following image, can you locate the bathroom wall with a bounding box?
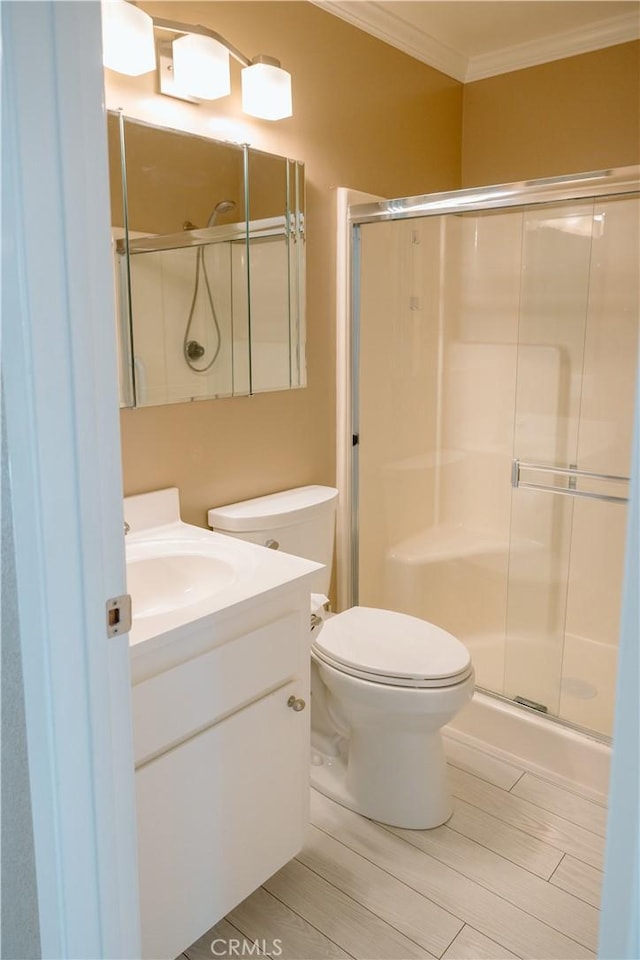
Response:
[108,1,463,526]
[462,41,640,186]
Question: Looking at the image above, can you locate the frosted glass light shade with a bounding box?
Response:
[101,0,155,76]
[241,60,293,121]
[172,34,230,101]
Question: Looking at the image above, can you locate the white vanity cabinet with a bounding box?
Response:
[131,595,312,960]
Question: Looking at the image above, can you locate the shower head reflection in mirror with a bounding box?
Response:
[208,199,236,226]
[182,199,237,373]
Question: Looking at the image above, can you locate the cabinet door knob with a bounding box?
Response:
[287,695,306,712]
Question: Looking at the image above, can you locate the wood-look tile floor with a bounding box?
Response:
[181,738,606,960]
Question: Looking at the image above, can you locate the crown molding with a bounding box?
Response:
[466,11,640,81]
[310,1,468,81]
[311,2,640,84]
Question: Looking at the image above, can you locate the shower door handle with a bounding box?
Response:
[511,459,630,505]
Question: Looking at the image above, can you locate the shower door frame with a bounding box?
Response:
[340,165,639,722]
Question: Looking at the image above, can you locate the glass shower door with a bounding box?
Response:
[355,188,638,740]
[357,207,523,696]
[504,195,639,736]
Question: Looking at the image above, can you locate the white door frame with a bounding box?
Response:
[2,2,140,956]
[335,187,382,612]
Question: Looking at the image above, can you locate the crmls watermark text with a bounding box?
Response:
[210,937,284,957]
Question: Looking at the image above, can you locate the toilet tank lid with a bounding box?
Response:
[208,485,338,532]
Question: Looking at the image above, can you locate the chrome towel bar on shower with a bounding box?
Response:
[511,459,630,505]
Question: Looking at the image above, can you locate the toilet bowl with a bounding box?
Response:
[208,485,474,830]
[310,605,474,828]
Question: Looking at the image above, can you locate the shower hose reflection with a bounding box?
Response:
[183,199,236,373]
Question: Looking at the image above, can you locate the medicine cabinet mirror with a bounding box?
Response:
[107,112,306,406]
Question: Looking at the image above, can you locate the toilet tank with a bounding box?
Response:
[208,486,338,596]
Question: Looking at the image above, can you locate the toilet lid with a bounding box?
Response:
[313,606,472,688]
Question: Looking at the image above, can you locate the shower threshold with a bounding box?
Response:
[446,688,611,802]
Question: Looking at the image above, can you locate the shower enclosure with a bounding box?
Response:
[348,167,639,739]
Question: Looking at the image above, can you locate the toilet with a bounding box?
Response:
[208,485,474,829]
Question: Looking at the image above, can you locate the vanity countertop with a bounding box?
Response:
[124,487,321,683]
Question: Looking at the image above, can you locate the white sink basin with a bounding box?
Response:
[126,541,237,618]
[125,533,254,635]
[123,488,323,682]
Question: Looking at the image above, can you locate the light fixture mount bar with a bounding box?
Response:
[151,15,251,67]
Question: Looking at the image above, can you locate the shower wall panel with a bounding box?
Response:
[436,212,522,693]
[358,218,443,609]
[233,237,293,393]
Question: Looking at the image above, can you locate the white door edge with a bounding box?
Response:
[2,3,140,957]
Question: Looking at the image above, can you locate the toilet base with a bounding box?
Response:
[309,738,454,830]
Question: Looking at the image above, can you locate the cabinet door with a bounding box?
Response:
[132,611,303,766]
[135,679,309,960]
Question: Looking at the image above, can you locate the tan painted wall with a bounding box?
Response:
[111,1,462,527]
[462,41,640,186]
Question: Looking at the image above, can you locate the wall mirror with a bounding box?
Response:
[107,112,306,407]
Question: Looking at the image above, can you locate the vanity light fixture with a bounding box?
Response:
[101,0,155,76]
[241,57,293,122]
[101,0,293,119]
[171,34,231,101]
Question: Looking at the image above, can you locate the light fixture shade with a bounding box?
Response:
[101,0,155,76]
[171,34,231,101]
[241,59,293,121]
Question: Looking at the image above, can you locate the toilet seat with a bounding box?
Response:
[312,606,472,689]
